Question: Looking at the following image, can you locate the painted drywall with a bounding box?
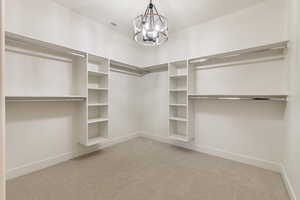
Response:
[283,0,300,199]
[0,0,5,198]
[141,70,287,169]
[4,0,144,179]
[140,0,289,170]
[5,71,142,179]
[5,0,147,67]
[143,0,289,67]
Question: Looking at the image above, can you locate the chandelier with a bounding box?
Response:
[133,0,168,46]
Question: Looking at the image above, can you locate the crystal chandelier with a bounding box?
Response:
[133,0,168,46]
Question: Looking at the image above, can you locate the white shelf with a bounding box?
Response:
[88,70,108,77]
[86,137,109,146]
[169,74,187,78]
[169,104,187,107]
[169,134,189,142]
[88,87,108,91]
[88,118,108,124]
[169,117,187,122]
[88,103,108,107]
[169,89,188,92]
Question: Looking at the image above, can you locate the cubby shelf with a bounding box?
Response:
[88,87,108,91]
[169,104,187,107]
[88,70,108,77]
[86,137,109,146]
[169,89,188,92]
[169,117,187,122]
[169,134,189,142]
[169,74,187,78]
[88,103,108,107]
[88,118,109,124]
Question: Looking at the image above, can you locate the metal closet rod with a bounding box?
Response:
[188,96,287,102]
[6,99,85,102]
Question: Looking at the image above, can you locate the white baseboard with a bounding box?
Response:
[141,133,282,172]
[6,133,140,180]
[281,165,297,200]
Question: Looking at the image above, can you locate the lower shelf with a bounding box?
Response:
[86,137,109,146]
[169,134,190,142]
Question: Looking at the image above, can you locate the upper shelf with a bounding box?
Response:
[188,94,288,102]
[189,41,288,68]
[142,41,289,73]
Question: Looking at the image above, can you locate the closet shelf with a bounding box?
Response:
[188,94,288,102]
[88,103,108,107]
[169,104,187,107]
[169,134,189,142]
[169,117,187,122]
[6,96,86,102]
[86,137,109,146]
[88,118,109,124]
[88,70,108,77]
[169,74,187,78]
[169,89,188,92]
[88,87,108,91]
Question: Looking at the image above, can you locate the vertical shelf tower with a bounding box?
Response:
[168,60,193,142]
[80,54,110,146]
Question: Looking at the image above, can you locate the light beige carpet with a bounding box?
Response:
[7,137,289,200]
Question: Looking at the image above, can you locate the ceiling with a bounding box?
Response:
[52,0,264,36]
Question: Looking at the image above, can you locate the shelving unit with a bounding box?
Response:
[79,54,110,147]
[168,60,192,142]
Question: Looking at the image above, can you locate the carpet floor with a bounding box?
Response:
[7,137,289,200]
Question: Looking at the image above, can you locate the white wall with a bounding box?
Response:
[5,71,142,179]
[283,0,300,199]
[0,0,5,198]
[4,0,143,179]
[5,0,146,67]
[143,0,289,66]
[141,0,289,171]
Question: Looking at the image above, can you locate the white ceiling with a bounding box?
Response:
[52,0,264,36]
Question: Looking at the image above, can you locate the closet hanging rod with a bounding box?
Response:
[193,55,285,70]
[188,95,287,102]
[6,99,85,102]
[5,96,86,102]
